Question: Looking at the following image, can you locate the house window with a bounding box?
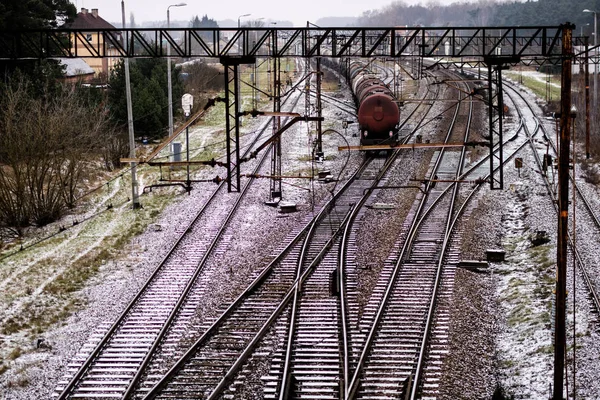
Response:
[86,34,93,42]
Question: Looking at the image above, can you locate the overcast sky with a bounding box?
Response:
[73,0,423,27]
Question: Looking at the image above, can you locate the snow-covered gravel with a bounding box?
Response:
[2,65,600,400]
[439,73,600,400]
[0,65,363,399]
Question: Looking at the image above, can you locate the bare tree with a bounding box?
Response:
[183,62,223,113]
[0,76,114,232]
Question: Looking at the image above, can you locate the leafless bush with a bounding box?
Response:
[580,159,600,185]
[0,77,113,231]
[183,62,223,113]
[100,126,129,172]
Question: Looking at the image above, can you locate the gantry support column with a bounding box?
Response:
[483,55,520,190]
[220,56,256,192]
[270,53,282,200]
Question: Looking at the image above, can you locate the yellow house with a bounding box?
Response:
[67,8,121,79]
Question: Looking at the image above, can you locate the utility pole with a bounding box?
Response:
[122,0,140,209]
[167,3,187,140]
[554,22,574,400]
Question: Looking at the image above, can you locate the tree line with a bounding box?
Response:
[357,0,600,28]
[2,0,595,236]
[0,7,222,237]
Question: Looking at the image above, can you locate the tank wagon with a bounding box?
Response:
[347,62,400,147]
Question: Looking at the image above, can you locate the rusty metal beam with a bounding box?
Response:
[338,141,487,151]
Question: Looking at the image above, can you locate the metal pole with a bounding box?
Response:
[186,125,190,192]
[585,36,591,158]
[554,22,574,400]
[595,13,597,108]
[571,109,577,400]
[253,58,258,108]
[315,57,323,158]
[167,8,173,138]
[122,0,140,209]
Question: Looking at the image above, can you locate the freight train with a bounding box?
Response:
[346,61,401,147]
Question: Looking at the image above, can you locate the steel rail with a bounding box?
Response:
[56,154,228,400]
[56,67,303,400]
[410,74,474,398]
[121,103,301,399]
[345,69,465,399]
[140,156,372,399]
[277,154,397,399]
[337,70,442,398]
[504,83,600,313]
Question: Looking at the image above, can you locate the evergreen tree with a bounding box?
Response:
[0,0,76,30]
[0,0,76,82]
[190,14,219,45]
[189,14,219,29]
[108,58,184,138]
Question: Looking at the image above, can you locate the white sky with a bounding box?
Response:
[73,0,424,27]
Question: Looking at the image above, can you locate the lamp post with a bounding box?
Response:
[584,9,597,108]
[238,13,250,28]
[167,3,186,140]
[121,0,140,208]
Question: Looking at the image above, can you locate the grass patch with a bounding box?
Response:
[43,248,109,296]
[1,317,27,335]
[1,185,176,339]
[297,155,314,162]
[7,346,23,360]
[26,298,81,335]
[287,167,317,178]
[535,344,554,355]
[6,374,30,388]
[505,72,561,101]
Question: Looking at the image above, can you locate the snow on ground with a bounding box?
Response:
[0,64,364,399]
[2,61,600,400]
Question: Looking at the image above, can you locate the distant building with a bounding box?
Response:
[53,58,96,83]
[66,8,121,78]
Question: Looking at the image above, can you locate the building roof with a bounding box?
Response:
[67,8,117,30]
[53,58,95,77]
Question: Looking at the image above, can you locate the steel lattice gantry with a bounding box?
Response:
[0,26,568,60]
[0,23,578,398]
[0,25,572,191]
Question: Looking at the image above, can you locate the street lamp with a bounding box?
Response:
[584,8,597,108]
[167,3,187,140]
[238,13,250,28]
[121,0,140,208]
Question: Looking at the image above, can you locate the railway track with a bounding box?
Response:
[338,70,473,399]
[54,61,595,400]
[270,71,445,400]
[128,66,440,400]
[53,79,305,399]
[503,81,600,315]
[137,155,395,399]
[337,67,559,399]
